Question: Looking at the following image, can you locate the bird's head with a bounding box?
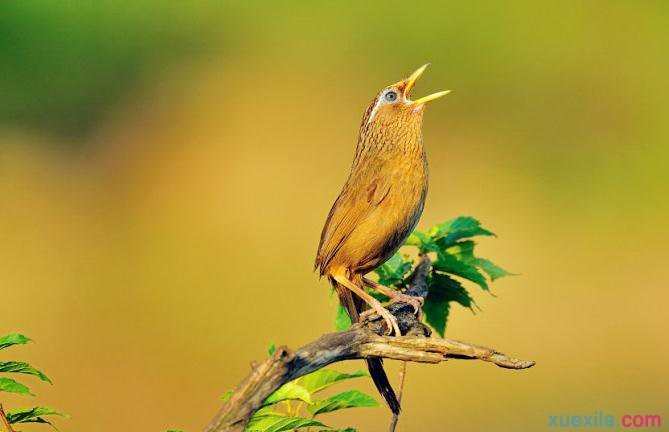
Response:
[360,64,449,140]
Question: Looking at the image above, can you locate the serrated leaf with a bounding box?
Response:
[335,304,352,331]
[0,377,33,395]
[433,252,488,290]
[430,216,494,247]
[6,406,67,424]
[0,361,52,383]
[264,382,312,406]
[476,258,513,281]
[423,285,450,338]
[443,240,477,263]
[374,253,412,286]
[423,273,474,337]
[297,369,367,394]
[308,390,378,416]
[0,334,31,350]
[405,230,438,252]
[245,414,327,432]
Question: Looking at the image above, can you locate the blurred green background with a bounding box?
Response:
[2,1,667,431]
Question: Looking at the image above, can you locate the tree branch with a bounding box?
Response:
[203,256,535,432]
[0,404,15,432]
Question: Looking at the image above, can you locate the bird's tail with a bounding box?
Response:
[330,275,401,415]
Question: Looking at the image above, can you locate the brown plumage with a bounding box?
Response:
[315,65,448,414]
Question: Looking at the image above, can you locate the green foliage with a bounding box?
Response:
[0,377,33,395]
[334,305,352,331]
[0,333,66,429]
[308,390,378,416]
[296,369,366,394]
[5,406,67,426]
[429,216,495,244]
[423,273,475,337]
[0,361,51,384]
[355,216,513,337]
[246,414,328,432]
[415,216,512,335]
[245,368,373,432]
[375,253,412,286]
[0,334,31,351]
[477,258,513,281]
[264,382,313,405]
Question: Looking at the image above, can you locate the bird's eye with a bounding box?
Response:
[384,90,398,102]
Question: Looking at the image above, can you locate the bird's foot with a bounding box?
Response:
[387,292,424,317]
[360,303,402,336]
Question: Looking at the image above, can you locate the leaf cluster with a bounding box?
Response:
[0,333,66,428]
[241,366,376,432]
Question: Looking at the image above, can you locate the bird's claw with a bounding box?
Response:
[360,304,402,336]
[387,293,424,317]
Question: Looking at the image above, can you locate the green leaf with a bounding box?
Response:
[264,382,312,406]
[0,334,31,350]
[335,304,352,331]
[423,280,449,337]
[433,252,488,290]
[245,414,327,432]
[405,230,439,252]
[423,273,474,337]
[253,405,279,417]
[297,369,367,394]
[0,377,33,395]
[221,390,233,402]
[374,253,412,286]
[0,361,52,383]
[6,406,67,424]
[308,390,378,416]
[443,240,477,263]
[267,343,276,356]
[430,216,494,247]
[476,258,513,281]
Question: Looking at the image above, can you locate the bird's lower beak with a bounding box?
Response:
[403,64,451,105]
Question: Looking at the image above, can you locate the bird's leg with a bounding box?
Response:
[364,277,424,317]
[332,274,401,336]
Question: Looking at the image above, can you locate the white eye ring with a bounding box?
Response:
[384,90,398,102]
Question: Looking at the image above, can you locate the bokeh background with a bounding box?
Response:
[2,1,667,431]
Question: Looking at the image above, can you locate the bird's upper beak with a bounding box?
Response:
[401,64,450,105]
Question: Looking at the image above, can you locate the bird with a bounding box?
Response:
[315,64,448,414]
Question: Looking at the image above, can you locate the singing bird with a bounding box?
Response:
[315,64,448,414]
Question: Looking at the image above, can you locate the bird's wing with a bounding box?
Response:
[315,170,391,274]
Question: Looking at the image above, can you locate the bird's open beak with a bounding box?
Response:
[403,64,451,105]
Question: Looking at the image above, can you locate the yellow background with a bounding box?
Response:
[1,2,667,431]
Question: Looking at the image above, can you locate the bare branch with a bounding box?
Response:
[0,404,15,432]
